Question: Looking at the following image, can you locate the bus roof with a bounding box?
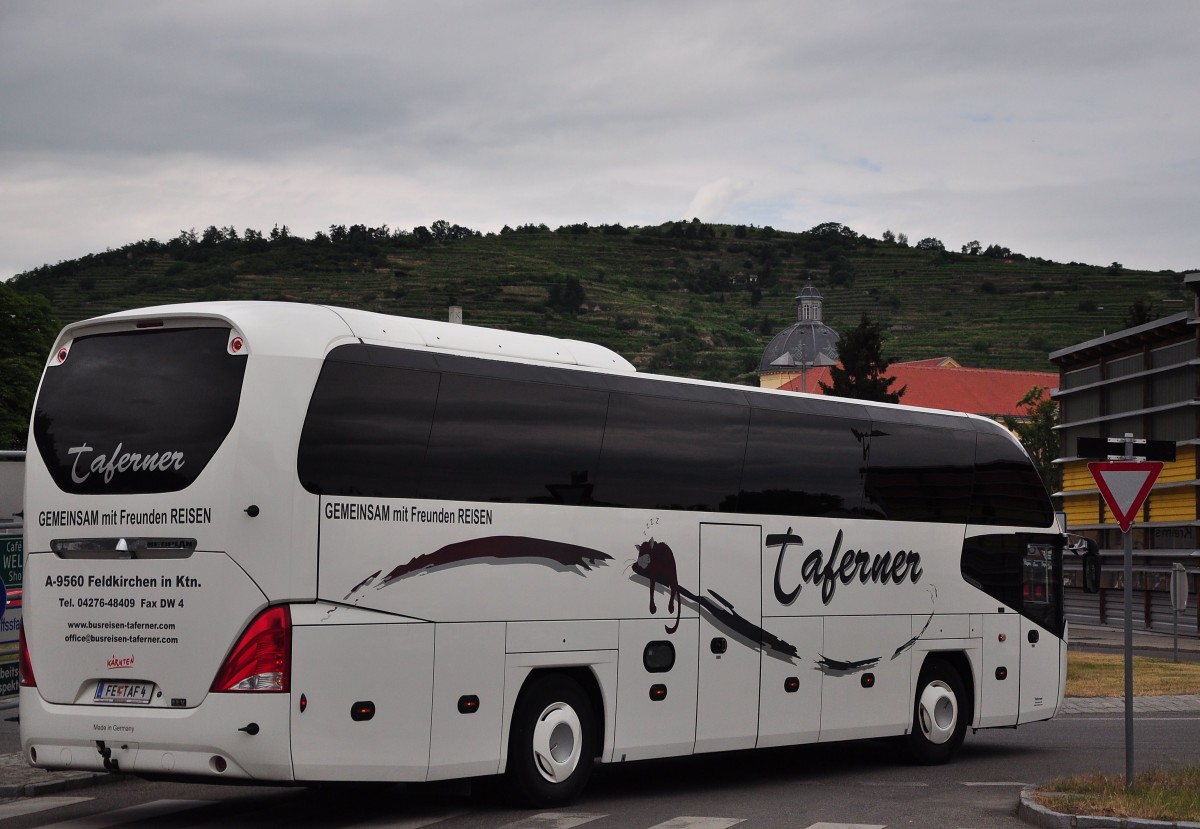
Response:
[62,301,637,372]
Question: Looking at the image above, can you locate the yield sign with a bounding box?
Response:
[1088,461,1163,533]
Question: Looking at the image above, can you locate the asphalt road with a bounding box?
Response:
[2,709,1198,829]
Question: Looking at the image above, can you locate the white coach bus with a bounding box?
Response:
[20,302,1086,805]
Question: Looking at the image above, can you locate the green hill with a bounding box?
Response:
[8,220,1186,384]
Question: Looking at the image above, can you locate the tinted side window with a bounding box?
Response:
[740,408,868,517]
[971,432,1054,527]
[864,424,975,523]
[961,533,1063,636]
[960,534,1023,612]
[421,373,608,504]
[298,359,439,497]
[593,394,748,511]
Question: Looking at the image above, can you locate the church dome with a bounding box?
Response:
[758,285,840,375]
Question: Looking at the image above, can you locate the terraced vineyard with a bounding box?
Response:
[8,221,1187,384]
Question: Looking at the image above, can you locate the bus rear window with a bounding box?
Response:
[32,327,247,494]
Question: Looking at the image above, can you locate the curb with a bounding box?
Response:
[1019,787,1200,829]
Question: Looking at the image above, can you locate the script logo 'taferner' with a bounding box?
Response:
[68,443,185,485]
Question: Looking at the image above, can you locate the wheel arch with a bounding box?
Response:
[915,650,975,729]
[509,666,607,760]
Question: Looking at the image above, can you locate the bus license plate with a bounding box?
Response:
[94,681,154,704]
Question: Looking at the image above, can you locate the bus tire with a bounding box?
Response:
[905,656,967,765]
[505,674,595,806]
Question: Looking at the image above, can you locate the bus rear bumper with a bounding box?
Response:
[19,687,294,782]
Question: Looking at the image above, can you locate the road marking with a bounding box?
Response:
[860,781,927,787]
[502,813,607,829]
[649,818,745,829]
[962,781,1029,786]
[346,809,470,828]
[37,799,214,829]
[0,796,92,820]
[807,823,886,829]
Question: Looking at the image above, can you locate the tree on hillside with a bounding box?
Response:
[819,314,905,403]
[548,277,587,315]
[0,283,60,449]
[1125,298,1155,328]
[1002,386,1060,496]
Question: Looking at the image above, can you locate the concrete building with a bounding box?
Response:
[1050,272,1199,635]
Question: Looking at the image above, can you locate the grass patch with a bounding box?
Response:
[1035,766,1200,822]
[1066,651,1200,698]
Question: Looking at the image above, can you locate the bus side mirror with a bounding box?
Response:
[1081,551,1100,594]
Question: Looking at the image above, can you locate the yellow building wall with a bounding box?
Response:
[1062,493,1097,527]
[1061,460,1095,492]
[759,372,794,390]
[1148,487,1195,523]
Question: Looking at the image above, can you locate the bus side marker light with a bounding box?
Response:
[996,667,1008,681]
[299,693,307,712]
[784,677,800,693]
[210,755,227,773]
[861,673,875,689]
[649,684,667,701]
[351,701,375,721]
[458,695,480,714]
[998,633,1006,642]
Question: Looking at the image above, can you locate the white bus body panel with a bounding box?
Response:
[291,617,434,781]
[1018,617,1062,723]
[978,612,1020,728]
[695,523,761,754]
[613,617,699,761]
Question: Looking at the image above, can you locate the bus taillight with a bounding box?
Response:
[19,621,36,687]
[210,605,291,693]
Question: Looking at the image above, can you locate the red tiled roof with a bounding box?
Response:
[776,361,1056,418]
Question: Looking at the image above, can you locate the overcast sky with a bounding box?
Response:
[2,1,1197,281]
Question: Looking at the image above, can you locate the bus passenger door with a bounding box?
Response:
[695,523,762,754]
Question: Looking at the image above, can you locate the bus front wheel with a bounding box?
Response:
[506,674,595,806]
[905,656,967,764]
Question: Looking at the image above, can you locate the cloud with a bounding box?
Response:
[685,178,750,223]
[1,1,1199,278]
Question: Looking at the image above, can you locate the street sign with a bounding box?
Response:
[1078,437,1177,462]
[1088,461,1163,533]
[1172,563,1190,613]
[1,536,20,588]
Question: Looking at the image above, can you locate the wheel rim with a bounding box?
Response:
[531,701,582,784]
[917,680,958,745]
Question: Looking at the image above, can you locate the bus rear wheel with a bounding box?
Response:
[506,674,595,806]
[905,656,967,764]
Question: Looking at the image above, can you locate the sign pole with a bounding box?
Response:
[1082,433,1172,793]
[1121,433,1135,791]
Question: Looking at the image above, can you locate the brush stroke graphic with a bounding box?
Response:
[349,536,613,595]
[816,586,939,676]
